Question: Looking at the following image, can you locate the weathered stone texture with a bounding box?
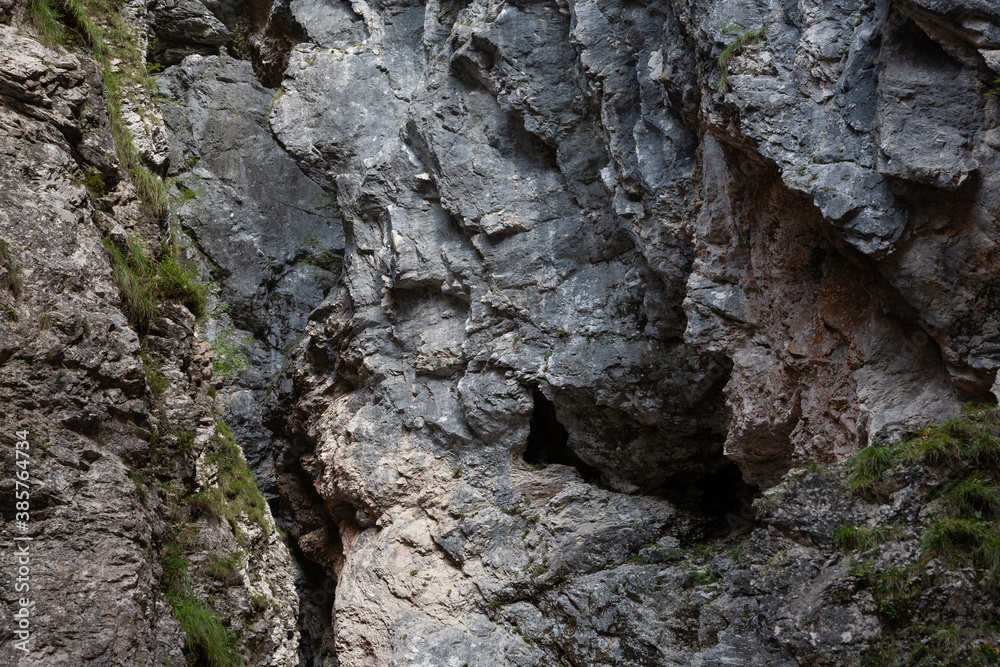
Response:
[261,0,1000,664]
[4,0,1000,664]
[0,23,183,667]
[0,14,302,667]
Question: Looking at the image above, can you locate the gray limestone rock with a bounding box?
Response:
[159,53,343,496]
[5,0,1000,664]
[265,0,1000,664]
[149,0,230,65]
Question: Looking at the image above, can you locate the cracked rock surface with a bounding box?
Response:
[3,0,1000,664]
[259,0,1000,664]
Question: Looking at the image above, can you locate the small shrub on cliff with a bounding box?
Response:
[73,166,106,199]
[229,19,252,61]
[845,562,920,623]
[985,77,1000,99]
[208,327,253,381]
[251,593,270,612]
[270,87,285,111]
[300,233,343,274]
[302,247,343,273]
[314,189,341,221]
[141,347,168,403]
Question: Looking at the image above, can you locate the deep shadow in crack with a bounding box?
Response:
[523,387,603,484]
[285,533,335,667]
[694,459,760,533]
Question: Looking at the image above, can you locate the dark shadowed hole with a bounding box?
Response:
[694,460,759,528]
[286,535,334,666]
[524,388,602,484]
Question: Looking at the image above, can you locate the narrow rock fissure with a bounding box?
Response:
[288,537,335,667]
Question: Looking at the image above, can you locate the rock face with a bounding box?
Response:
[0,5,302,667]
[159,53,342,499]
[149,0,230,64]
[0,22,183,666]
[266,0,1000,664]
[3,0,1000,665]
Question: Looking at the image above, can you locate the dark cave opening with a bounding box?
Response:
[693,460,760,532]
[524,388,603,484]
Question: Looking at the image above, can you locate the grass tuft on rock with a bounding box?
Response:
[717,25,767,91]
[845,443,899,494]
[156,256,208,319]
[55,0,107,60]
[201,552,242,585]
[838,405,1000,663]
[103,236,209,331]
[0,239,23,298]
[923,518,1000,582]
[900,405,1000,471]
[188,419,270,544]
[940,471,1000,519]
[846,404,1000,497]
[103,237,159,332]
[157,420,269,663]
[159,537,191,595]
[833,524,894,553]
[843,406,1000,581]
[25,0,169,218]
[169,597,243,667]
[160,523,243,666]
[26,0,66,45]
